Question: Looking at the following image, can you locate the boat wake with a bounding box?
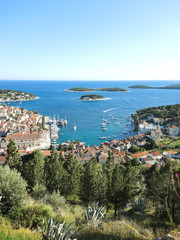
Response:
[103,108,117,113]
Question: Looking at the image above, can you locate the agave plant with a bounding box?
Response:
[132,198,146,212]
[40,217,78,240]
[84,202,106,229]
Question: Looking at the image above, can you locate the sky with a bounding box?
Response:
[0,0,180,80]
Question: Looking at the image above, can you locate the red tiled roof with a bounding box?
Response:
[150,151,162,157]
[6,133,41,141]
[132,152,148,158]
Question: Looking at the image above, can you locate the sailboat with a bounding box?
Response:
[64,116,68,125]
[74,121,77,131]
[101,115,106,127]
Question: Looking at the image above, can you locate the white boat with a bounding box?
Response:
[74,121,77,131]
[101,115,106,126]
[100,137,107,139]
[102,128,108,131]
[64,116,68,125]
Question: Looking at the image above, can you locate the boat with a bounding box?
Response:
[74,121,77,131]
[107,121,111,124]
[64,116,68,125]
[115,118,119,120]
[102,128,108,131]
[113,135,116,138]
[115,122,120,125]
[101,115,106,127]
[108,136,110,138]
[100,137,107,139]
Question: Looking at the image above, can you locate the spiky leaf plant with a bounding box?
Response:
[84,202,106,229]
[40,217,78,240]
[132,198,146,212]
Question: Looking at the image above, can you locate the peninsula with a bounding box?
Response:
[77,94,110,101]
[128,84,180,89]
[0,89,38,102]
[65,87,127,92]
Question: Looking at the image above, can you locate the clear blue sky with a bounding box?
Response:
[0,0,180,80]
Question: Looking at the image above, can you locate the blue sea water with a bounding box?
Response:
[0,80,180,146]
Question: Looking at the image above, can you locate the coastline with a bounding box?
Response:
[0,96,39,103]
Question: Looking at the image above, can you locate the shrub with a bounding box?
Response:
[32,184,47,200]
[43,191,67,210]
[0,165,27,214]
[9,204,55,229]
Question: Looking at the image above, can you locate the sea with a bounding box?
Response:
[0,80,180,146]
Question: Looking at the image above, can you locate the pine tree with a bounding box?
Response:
[5,138,22,170]
[63,153,82,196]
[42,114,45,129]
[111,165,126,216]
[45,147,65,193]
[22,149,45,188]
[103,151,115,211]
[81,157,106,204]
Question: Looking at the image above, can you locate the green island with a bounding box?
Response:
[0,89,38,102]
[65,87,127,92]
[78,94,109,101]
[128,84,180,89]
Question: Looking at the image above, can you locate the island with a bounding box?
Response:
[65,87,127,92]
[0,89,39,102]
[77,94,110,101]
[128,84,180,89]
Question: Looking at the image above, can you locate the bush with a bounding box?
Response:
[0,165,27,214]
[9,204,55,229]
[0,217,41,240]
[43,191,67,210]
[32,184,47,200]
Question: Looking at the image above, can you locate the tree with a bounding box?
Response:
[5,139,21,170]
[0,165,27,214]
[45,147,65,193]
[81,158,106,204]
[42,114,45,129]
[103,151,115,211]
[63,154,82,196]
[111,165,126,215]
[22,149,45,188]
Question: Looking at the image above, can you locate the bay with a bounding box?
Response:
[0,80,180,146]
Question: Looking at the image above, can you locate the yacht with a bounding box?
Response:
[100,136,107,139]
[74,121,77,131]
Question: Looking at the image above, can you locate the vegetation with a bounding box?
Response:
[67,87,127,92]
[78,94,106,100]
[0,89,38,102]
[132,104,180,128]
[129,84,180,89]
[40,217,77,240]
[1,139,180,239]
